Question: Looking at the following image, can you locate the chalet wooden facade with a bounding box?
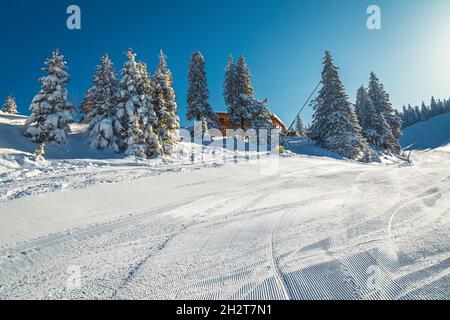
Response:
[215,112,287,135]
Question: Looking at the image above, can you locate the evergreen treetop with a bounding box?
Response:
[25,49,74,144]
[187,51,216,124]
[1,96,19,114]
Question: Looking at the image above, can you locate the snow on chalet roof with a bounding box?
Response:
[215,109,286,127]
[270,112,286,127]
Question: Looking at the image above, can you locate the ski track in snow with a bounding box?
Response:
[0,147,449,299]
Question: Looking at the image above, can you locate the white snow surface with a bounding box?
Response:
[0,113,449,300]
[401,112,450,150]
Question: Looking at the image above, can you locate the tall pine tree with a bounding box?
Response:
[187,51,216,126]
[355,86,392,147]
[25,49,74,144]
[309,52,366,159]
[368,72,402,154]
[429,96,439,117]
[401,105,408,126]
[445,99,450,113]
[414,105,421,122]
[420,101,430,121]
[115,50,161,158]
[354,87,366,128]
[406,104,418,125]
[249,97,274,144]
[434,98,446,116]
[152,50,180,155]
[295,114,304,136]
[223,55,236,111]
[228,55,255,129]
[83,54,119,150]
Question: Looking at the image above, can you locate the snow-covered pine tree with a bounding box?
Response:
[309,52,367,159]
[138,60,166,156]
[394,109,402,127]
[25,49,73,144]
[354,87,366,127]
[80,89,95,124]
[245,97,272,128]
[429,96,439,117]
[445,99,450,113]
[1,96,18,114]
[137,61,153,96]
[83,54,120,150]
[401,105,409,127]
[115,50,161,158]
[368,72,402,154]
[420,101,430,121]
[187,51,217,126]
[430,98,445,117]
[436,99,446,116]
[295,114,305,136]
[235,55,254,98]
[223,55,236,110]
[406,104,418,125]
[249,97,274,144]
[228,55,255,129]
[355,86,392,148]
[151,50,180,155]
[414,105,421,122]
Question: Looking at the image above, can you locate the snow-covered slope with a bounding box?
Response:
[0,149,449,300]
[0,113,267,201]
[0,114,174,200]
[0,112,125,160]
[0,112,449,300]
[401,113,450,150]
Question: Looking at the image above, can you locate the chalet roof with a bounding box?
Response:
[214,110,287,130]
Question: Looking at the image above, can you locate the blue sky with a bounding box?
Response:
[1,0,450,126]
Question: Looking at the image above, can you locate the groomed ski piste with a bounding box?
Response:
[0,112,449,300]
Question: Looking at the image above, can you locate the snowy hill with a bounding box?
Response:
[1,136,449,299]
[401,112,450,150]
[0,113,269,201]
[0,112,120,160]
